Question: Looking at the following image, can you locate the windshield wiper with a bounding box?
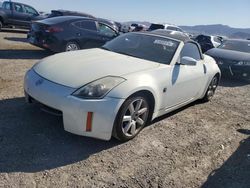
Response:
[115,51,139,59]
[100,46,112,52]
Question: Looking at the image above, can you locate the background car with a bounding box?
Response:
[206,39,250,79]
[114,21,122,32]
[28,16,119,52]
[147,23,184,32]
[129,23,139,31]
[132,24,148,32]
[47,9,95,19]
[120,23,130,33]
[24,30,220,141]
[194,34,223,53]
[97,18,119,32]
[0,1,45,30]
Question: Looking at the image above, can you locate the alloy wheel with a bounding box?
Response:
[121,98,149,137]
[65,42,79,51]
[207,77,218,100]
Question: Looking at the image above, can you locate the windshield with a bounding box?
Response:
[103,33,179,65]
[218,40,250,53]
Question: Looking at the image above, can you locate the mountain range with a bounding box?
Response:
[180,24,250,39]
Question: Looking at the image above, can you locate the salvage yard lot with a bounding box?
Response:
[0,30,249,188]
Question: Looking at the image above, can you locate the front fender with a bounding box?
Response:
[107,71,166,116]
[200,55,221,98]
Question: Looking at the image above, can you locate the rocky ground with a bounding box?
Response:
[0,30,249,188]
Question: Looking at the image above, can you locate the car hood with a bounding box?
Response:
[206,48,250,62]
[33,48,159,88]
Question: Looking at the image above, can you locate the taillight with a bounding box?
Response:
[45,26,63,33]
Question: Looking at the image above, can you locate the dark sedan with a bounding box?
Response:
[206,39,250,79]
[27,16,119,52]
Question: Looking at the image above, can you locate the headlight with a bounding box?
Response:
[72,76,126,99]
[217,60,224,65]
[235,61,250,66]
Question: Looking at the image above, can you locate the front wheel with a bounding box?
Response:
[113,95,150,142]
[202,76,219,102]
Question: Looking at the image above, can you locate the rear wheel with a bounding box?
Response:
[113,95,150,142]
[65,41,80,52]
[202,75,219,102]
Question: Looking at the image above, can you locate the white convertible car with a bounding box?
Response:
[24,30,220,141]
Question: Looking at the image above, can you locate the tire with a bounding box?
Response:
[201,75,219,102]
[65,41,80,52]
[0,20,3,31]
[113,95,150,142]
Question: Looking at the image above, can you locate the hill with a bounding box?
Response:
[180,24,250,39]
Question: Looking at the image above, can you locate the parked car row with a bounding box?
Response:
[1,1,249,142]
[0,1,121,32]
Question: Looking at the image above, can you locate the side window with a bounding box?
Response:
[73,20,97,31]
[24,5,38,15]
[167,26,177,31]
[177,28,183,32]
[14,3,24,13]
[98,23,117,37]
[3,2,11,10]
[180,43,202,60]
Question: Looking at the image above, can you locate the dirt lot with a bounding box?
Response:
[0,30,249,188]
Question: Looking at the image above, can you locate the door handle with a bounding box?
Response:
[203,64,207,74]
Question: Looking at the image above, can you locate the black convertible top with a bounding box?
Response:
[35,16,94,25]
[150,29,190,42]
[50,10,95,19]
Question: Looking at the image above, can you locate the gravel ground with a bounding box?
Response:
[0,30,249,188]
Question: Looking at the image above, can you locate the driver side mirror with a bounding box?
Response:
[179,56,197,66]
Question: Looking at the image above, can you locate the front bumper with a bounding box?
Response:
[231,65,250,79]
[218,64,250,79]
[24,69,125,140]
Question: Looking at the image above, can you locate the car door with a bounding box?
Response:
[72,20,101,49]
[23,5,39,22]
[12,3,30,26]
[164,42,207,109]
[96,22,118,46]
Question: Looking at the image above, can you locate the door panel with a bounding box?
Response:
[165,60,206,108]
[96,22,118,46]
[12,3,30,26]
[78,30,103,49]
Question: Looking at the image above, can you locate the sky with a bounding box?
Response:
[6,0,250,28]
